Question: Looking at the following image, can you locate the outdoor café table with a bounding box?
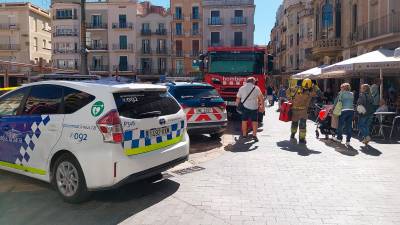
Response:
[373,112,397,139]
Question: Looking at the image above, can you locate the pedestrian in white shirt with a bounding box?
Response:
[236,77,265,141]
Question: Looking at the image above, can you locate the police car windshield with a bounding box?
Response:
[113,91,180,119]
[174,87,220,100]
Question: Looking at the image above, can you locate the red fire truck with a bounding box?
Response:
[200,46,267,115]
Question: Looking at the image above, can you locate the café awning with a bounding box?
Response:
[291,65,327,80]
[320,48,400,78]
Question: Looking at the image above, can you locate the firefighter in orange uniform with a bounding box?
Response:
[286,79,321,144]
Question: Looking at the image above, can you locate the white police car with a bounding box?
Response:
[0,80,189,203]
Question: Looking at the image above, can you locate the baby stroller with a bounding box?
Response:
[315,104,336,139]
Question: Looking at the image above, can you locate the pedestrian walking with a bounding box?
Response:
[357,84,374,145]
[236,77,265,141]
[333,83,355,147]
[266,85,274,107]
[286,78,321,144]
[371,81,380,111]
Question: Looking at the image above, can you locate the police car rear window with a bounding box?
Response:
[174,87,220,100]
[113,91,181,119]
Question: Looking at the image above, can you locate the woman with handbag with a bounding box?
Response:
[236,77,264,141]
[357,84,374,145]
[333,83,354,147]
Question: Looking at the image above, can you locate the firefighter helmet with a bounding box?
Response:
[302,79,312,89]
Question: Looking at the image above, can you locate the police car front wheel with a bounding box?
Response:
[53,154,90,203]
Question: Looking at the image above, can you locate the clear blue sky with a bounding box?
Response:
[22,0,281,44]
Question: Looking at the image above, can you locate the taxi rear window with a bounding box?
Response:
[173,87,220,100]
[113,91,181,119]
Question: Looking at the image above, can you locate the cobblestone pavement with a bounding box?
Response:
[122,107,400,225]
[1,106,400,225]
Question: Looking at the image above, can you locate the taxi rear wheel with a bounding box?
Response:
[52,153,90,203]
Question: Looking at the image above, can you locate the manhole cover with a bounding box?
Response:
[172,166,205,175]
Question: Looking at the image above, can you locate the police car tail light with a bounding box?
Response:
[97,110,123,143]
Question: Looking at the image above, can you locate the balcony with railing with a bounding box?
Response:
[154,28,167,35]
[0,44,20,51]
[174,13,184,20]
[113,65,134,72]
[191,29,201,36]
[173,50,184,57]
[86,22,108,29]
[90,65,109,72]
[208,40,224,47]
[231,17,247,25]
[231,39,247,47]
[141,29,152,36]
[53,15,78,20]
[355,12,400,42]
[87,43,108,51]
[312,38,342,55]
[174,29,184,36]
[112,43,134,51]
[0,23,18,30]
[141,48,152,55]
[191,14,201,20]
[53,30,78,37]
[112,22,134,30]
[156,47,168,54]
[53,49,78,54]
[137,68,154,75]
[208,17,223,26]
[190,50,201,57]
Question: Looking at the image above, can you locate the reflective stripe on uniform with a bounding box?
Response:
[0,161,46,175]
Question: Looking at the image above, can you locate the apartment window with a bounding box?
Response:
[335,0,342,38]
[119,14,127,27]
[175,7,183,19]
[234,10,243,18]
[192,40,199,56]
[296,33,299,45]
[234,32,243,46]
[289,35,294,47]
[158,58,167,73]
[33,37,38,51]
[158,23,165,33]
[176,23,183,35]
[34,18,38,32]
[119,56,128,71]
[119,35,127,49]
[192,22,199,35]
[56,9,73,19]
[192,6,199,19]
[352,4,357,33]
[42,21,46,30]
[176,60,184,75]
[92,56,104,69]
[322,1,333,28]
[43,39,46,49]
[210,10,220,25]
[175,40,183,56]
[211,32,220,46]
[157,39,166,53]
[142,23,151,34]
[142,39,151,53]
[91,15,102,27]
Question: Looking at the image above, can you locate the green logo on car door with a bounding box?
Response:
[91,101,104,117]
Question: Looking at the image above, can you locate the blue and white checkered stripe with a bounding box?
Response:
[15,115,50,165]
[123,120,185,150]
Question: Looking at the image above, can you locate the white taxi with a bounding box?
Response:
[0,80,189,203]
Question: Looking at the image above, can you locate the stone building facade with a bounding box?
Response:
[269,0,400,86]
[0,2,51,87]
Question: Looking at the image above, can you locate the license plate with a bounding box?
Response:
[195,107,213,114]
[225,101,236,106]
[147,126,170,138]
